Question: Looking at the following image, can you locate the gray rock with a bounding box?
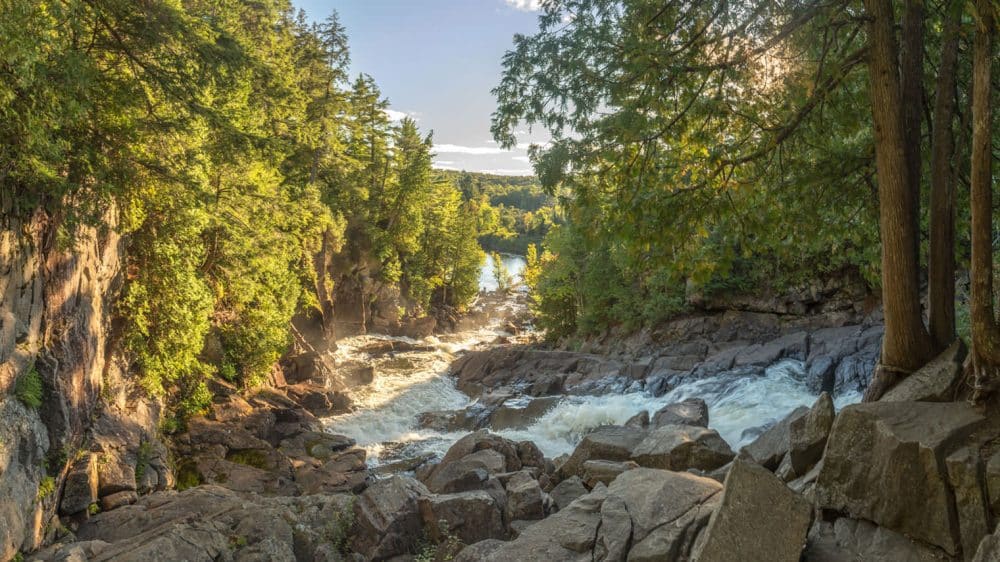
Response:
[454,539,506,562]
[99,490,137,512]
[788,392,835,474]
[815,401,985,556]
[581,459,638,487]
[805,356,836,394]
[946,447,991,560]
[490,396,560,430]
[418,490,506,545]
[987,450,1000,518]
[505,470,545,521]
[651,398,709,428]
[559,425,646,479]
[739,406,808,470]
[734,331,809,366]
[692,460,812,562]
[549,476,588,511]
[73,485,356,562]
[625,410,650,429]
[632,425,734,472]
[594,494,631,562]
[610,469,722,561]
[478,486,609,561]
[60,454,99,515]
[805,518,951,562]
[351,476,430,559]
[517,440,546,469]
[881,340,966,402]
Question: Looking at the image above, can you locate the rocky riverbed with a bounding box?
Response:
[22,276,1000,561]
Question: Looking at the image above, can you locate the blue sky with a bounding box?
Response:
[292,0,550,175]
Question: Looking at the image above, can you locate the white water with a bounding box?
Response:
[323,256,861,467]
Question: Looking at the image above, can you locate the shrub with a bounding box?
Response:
[15,366,43,409]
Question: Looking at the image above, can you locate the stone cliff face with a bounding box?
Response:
[0,209,166,560]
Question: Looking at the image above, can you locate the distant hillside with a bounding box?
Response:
[437,170,561,255]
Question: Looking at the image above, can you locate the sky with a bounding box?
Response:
[291,0,550,176]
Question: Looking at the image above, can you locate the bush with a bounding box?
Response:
[15,366,43,409]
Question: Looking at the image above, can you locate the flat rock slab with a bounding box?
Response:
[815,401,986,556]
[692,460,812,562]
[805,518,953,562]
[631,425,734,472]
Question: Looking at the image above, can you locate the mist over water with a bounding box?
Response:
[323,256,860,467]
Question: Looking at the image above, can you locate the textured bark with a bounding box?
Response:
[928,2,961,349]
[968,0,1000,399]
[901,0,924,262]
[861,0,935,401]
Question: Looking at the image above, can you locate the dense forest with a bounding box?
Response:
[1,0,485,416]
[506,0,998,384]
[440,170,560,255]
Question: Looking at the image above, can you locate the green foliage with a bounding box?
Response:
[174,460,203,491]
[87,503,100,515]
[14,367,43,409]
[225,449,270,470]
[491,252,513,293]
[441,171,561,254]
[495,0,883,340]
[36,476,56,500]
[1,0,488,421]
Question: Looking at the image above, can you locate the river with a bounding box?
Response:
[323,254,860,468]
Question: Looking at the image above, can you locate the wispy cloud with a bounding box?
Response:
[385,109,414,122]
[504,0,544,12]
[434,143,507,155]
[512,155,531,163]
[482,167,535,176]
[433,162,462,171]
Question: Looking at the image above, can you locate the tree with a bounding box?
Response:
[968,0,1000,399]
[492,252,513,293]
[927,0,962,350]
[859,0,937,401]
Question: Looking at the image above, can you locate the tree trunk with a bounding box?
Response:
[901,0,924,263]
[968,0,1000,400]
[862,0,935,401]
[928,1,961,349]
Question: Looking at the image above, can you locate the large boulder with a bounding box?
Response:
[549,476,589,511]
[608,468,722,561]
[418,490,506,545]
[946,447,991,560]
[881,341,966,403]
[651,398,709,428]
[478,468,724,561]
[631,425,734,472]
[60,454,99,516]
[739,406,808,470]
[478,485,609,561]
[788,392,835,474]
[815,401,985,556]
[351,476,430,560]
[559,425,646,479]
[71,485,357,562]
[692,460,812,562]
[505,470,545,521]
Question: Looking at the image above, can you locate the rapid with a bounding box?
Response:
[323,253,861,468]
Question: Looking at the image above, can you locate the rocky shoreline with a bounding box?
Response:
[30,338,1000,562]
